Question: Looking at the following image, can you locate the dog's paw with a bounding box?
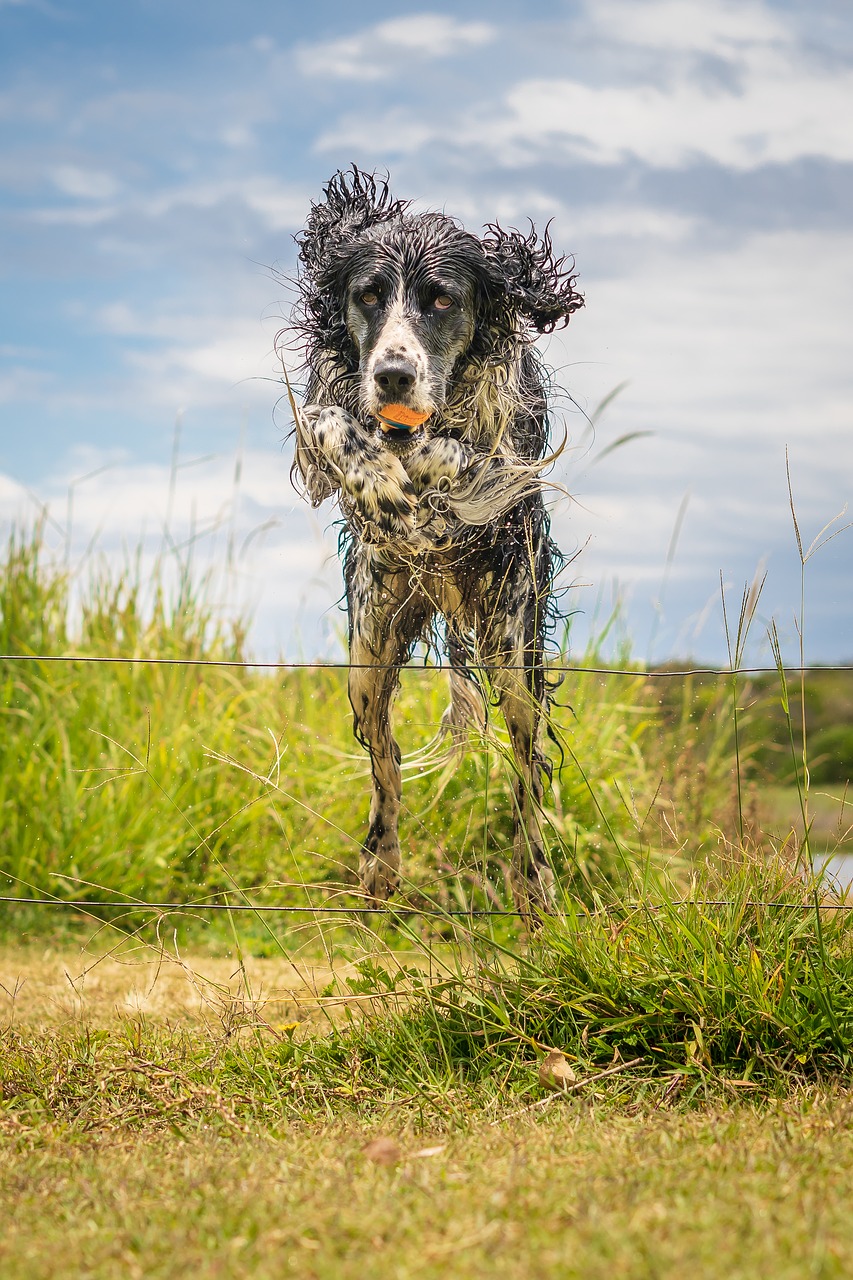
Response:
[292,404,419,537]
[404,435,469,491]
[345,455,418,536]
[298,404,370,452]
[360,832,401,903]
[510,849,556,927]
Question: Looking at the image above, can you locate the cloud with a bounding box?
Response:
[32,175,308,234]
[0,365,54,404]
[33,204,117,226]
[585,0,791,55]
[0,448,345,658]
[127,330,273,392]
[316,0,853,171]
[51,165,121,201]
[540,221,853,657]
[555,226,853,435]
[297,13,496,81]
[492,68,853,170]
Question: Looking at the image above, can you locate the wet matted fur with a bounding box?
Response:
[285,166,583,918]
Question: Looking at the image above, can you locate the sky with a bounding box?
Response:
[0,0,851,664]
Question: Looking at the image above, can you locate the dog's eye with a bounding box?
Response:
[360,290,380,306]
[433,294,454,310]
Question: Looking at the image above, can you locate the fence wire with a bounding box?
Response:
[2,895,852,917]
[2,653,852,677]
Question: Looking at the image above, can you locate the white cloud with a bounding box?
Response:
[321,54,853,168]
[540,222,853,656]
[132,331,272,389]
[555,227,853,432]
[33,204,117,226]
[0,472,29,512]
[298,13,496,81]
[0,449,344,659]
[221,125,255,149]
[492,65,853,170]
[0,365,53,404]
[88,300,282,401]
[317,0,853,171]
[586,0,791,56]
[52,165,121,200]
[373,14,494,54]
[33,175,307,233]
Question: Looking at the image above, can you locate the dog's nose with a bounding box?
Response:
[373,359,417,398]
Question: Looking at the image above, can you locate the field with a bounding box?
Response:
[2,524,853,1277]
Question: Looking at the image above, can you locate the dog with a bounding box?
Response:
[285,167,583,918]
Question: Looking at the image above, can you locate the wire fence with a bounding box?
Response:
[2,652,852,676]
[2,895,852,918]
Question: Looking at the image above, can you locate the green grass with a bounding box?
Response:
[0,522,739,926]
[3,515,853,1276]
[2,1086,853,1278]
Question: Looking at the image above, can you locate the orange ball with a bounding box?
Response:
[376,403,432,431]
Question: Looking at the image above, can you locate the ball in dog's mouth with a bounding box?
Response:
[375,403,432,433]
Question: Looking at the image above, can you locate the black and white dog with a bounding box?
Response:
[287,167,583,917]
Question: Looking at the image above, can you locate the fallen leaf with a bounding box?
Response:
[363,1136,402,1166]
[411,1145,446,1159]
[538,1050,578,1091]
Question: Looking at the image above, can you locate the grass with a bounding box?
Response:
[2,849,852,1135]
[2,513,853,1276]
[2,942,853,1279]
[0,522,741,926]
[4,1101,853,1279]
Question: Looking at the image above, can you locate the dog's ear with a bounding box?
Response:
[297,166,408,275]
[481,222,583,333]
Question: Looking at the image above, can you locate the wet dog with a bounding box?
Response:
[287,167,583,917]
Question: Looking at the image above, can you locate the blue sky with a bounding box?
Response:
[1,0,851,661]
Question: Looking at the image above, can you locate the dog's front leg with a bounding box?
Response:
[349,649,404,902]
[404,435,469,490]
[296,406,417,537]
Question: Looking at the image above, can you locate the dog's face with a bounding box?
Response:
[295,168,584,427]
[340,226,482,422]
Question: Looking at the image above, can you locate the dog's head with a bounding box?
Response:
[295,167,583,430]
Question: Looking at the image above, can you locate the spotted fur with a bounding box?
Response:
[286,167,583,919]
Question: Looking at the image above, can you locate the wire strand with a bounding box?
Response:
[2,895,852,915]
[2,654,851,677]
[0,894,519,917]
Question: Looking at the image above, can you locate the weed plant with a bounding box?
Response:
[301,848,853,1107]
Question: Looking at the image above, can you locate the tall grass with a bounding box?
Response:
[0,522,738,923]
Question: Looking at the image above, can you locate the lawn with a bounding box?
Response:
[3,1096,853,1279]
[2,929,853,1280]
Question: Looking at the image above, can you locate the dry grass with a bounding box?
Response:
[0,940,422,1036]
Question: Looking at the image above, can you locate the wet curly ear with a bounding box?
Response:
[481,221,584,333]
[296,165,409,276]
